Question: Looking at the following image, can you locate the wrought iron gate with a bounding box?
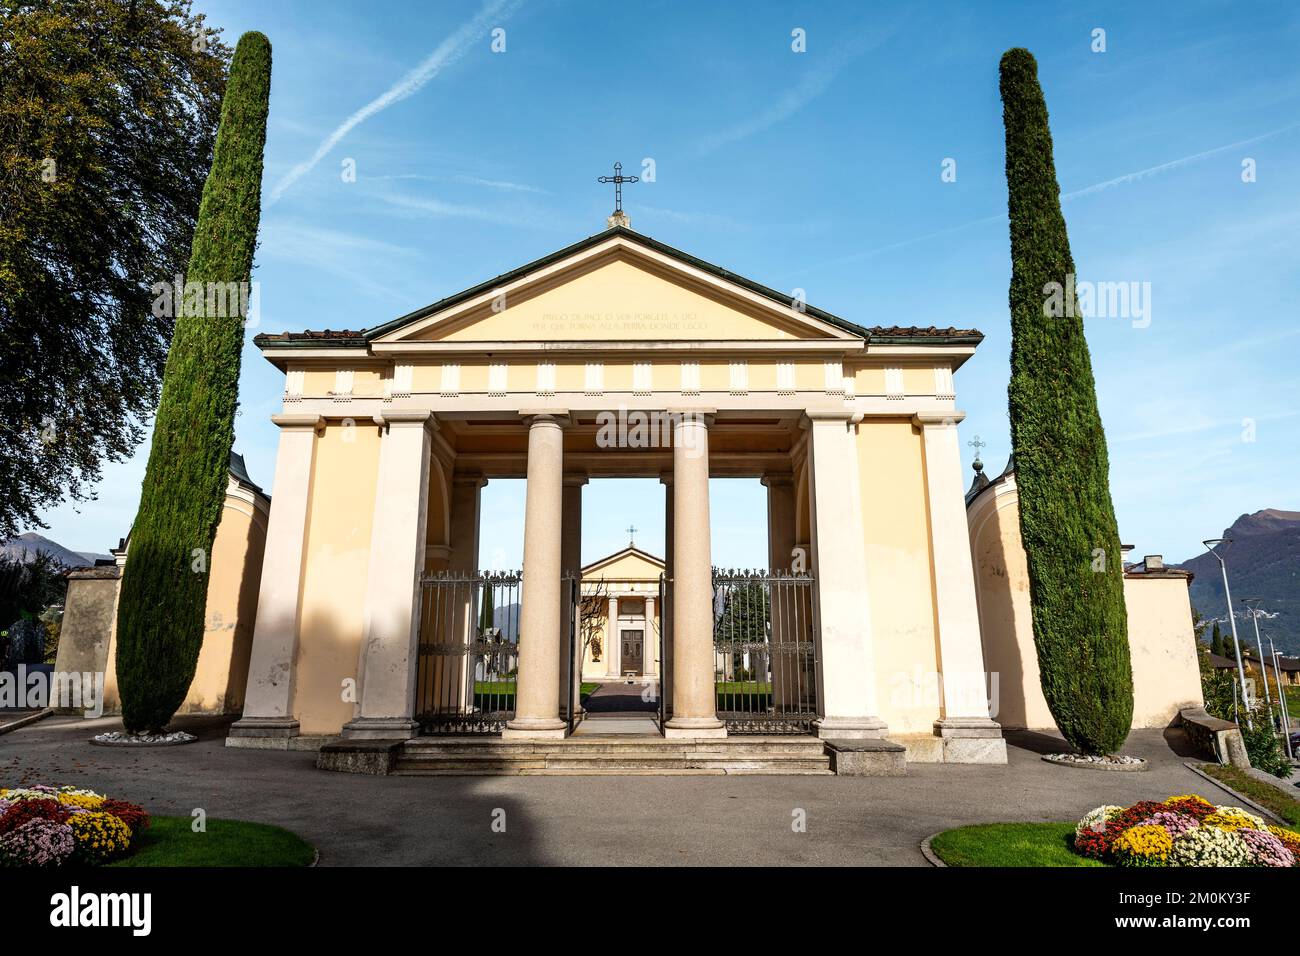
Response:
[712,569,818,734]
[414,571,521,734]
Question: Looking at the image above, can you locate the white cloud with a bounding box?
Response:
[269,0,523,204]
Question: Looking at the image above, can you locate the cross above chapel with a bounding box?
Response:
[626,524,638,546]
[598,161,638,227]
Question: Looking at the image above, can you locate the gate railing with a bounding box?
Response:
[712,568,819,735]
[414,571,522,735]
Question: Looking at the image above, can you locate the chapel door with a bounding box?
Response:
[622,630,644,676]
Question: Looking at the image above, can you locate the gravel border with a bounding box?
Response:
[1042,754,1148,772]
[90,732,198,748]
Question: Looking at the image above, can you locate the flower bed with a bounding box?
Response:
[1073,793,1299,867]
[0,785,149,867]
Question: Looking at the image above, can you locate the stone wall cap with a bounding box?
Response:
[823,738,906,753]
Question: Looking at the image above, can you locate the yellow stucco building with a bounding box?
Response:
[226,221,1007,766]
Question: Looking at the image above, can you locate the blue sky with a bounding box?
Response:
[31,0,1300,570]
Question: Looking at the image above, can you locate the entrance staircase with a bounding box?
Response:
[394,735,833,775]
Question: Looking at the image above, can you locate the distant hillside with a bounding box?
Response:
[1175,509,1300,655]
[0,533,110,569]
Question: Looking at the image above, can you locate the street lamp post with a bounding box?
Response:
[1270,638,1294,760]
[1203,539,1252,727]
[1244,598,1271,705]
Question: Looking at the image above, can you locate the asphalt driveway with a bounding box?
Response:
[0,714,1234,866]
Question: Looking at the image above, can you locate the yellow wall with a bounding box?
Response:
[857,420,943,735]
[579,550,663,679]
[968,479,1205,730]
[182,491,269,714]
[293,422,382,734]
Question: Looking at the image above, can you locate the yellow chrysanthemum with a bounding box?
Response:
[1113,824,1173,866]
[1164,794,1212,807]
[68,811,132,862]
[1205,807,1267,832]
[58,792,105,811]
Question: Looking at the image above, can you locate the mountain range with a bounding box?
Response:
[0,532,112,570]
[1174,509,1300,656]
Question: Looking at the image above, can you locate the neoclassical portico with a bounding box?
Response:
[228,224,1005,765]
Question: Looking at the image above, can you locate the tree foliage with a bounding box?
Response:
[0,0,229,536]
[114,30,270,733]
[1000,48,1133,755]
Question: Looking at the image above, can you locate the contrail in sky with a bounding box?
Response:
[269,0,522,204]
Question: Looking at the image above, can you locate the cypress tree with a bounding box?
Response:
[114,33,272,733]
[1211,622,1225,657]
[999,48,1132,755]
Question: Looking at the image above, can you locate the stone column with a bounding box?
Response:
[914,412,1006,763]
[504,413,568,739]
[560,473,586,716]
[763,473,798,711]
[605,596,621,677]
[805,411,887,739]
[660,473,674,716]
[664,412,725,738]
[344,411,435,739]
[645,596,656,675]
[229,413,322,746]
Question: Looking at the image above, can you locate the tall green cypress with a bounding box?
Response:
[114,33,272,733]
[999,48,1132,755]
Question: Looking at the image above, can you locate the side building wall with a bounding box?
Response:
[966,472,1203,731]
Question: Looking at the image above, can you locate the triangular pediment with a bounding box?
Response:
[581,545,665,579]
[371,229,863,346]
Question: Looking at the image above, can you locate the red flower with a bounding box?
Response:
[0,799,70,835]
[1163,798,1215,821]
[99,799,150,834]
[1073,820,1126,860]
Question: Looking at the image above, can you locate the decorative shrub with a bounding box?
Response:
[57,791,105,812]
[1113,824,1173,867]
[1071,794,1298,868]
[0,819,75,867]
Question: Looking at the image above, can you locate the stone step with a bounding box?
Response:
[395,747,832,775]
[403,736,827,755]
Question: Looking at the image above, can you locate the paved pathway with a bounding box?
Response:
[0,715,1232,866]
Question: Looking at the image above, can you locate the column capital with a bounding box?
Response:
[760,472,795,488]
[670,409,715,428]
[519,409,571,428]
[659,470,673,486]
[563,471,589,487]
[912,411,967,428]
[803,408,855,424]
[271,413,324,432]
[377,409,439,432]
[452,470,487,488]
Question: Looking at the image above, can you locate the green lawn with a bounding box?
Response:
[928,822,1106,868]
[108,816,315,868]
[1199,763,1300,826]
[472,681,600,706]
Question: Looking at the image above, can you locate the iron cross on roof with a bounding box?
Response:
[626,524,638,545]
[598,161,638,213]
[967,434,986,466]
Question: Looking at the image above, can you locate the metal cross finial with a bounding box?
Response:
[967,434,986,465]
[598,161,638,213]
[626,524,638,545]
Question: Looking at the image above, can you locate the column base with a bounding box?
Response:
[663,716,726,739]
[226,716,299,749]
[934,717,1007,764]
[814,716,888,740]
[502,716,568,740]
[341,716,419,741]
